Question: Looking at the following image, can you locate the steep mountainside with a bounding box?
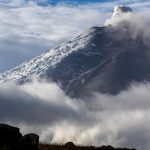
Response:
[1,5,150,97]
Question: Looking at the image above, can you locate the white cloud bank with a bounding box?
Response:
[0,1,112,72]
[1,79,150,150]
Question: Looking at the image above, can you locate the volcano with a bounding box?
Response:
[1,5,150,97]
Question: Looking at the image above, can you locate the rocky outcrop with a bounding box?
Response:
[0,124,22,150]
[0,124,39,150]
[101,145,115,150]
[65,142,76,149]
[22,133,39,150]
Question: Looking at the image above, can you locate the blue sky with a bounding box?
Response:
[27,0,147,6]
[31,0,111,5]
[1,0,139,6]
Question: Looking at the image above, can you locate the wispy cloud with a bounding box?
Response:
[1,79,150,150]
[0,1,113,72]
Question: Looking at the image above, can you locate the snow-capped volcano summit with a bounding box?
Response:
[105,5,133,26]
[113,5,132,17]
[0,6,150,97]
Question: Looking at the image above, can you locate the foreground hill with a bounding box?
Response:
[0,123,136,150]
[38,143,136,150]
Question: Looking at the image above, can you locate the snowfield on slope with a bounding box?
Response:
[0,28,96,83]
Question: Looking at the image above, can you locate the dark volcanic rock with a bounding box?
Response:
[0,124,22,150]
[22,133,39,150]
[65,142,76,149]
[0,124,39,150]
[100,145,115,150]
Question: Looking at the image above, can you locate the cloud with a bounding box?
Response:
[0,79,84,125]
[1,78,150,150]
[0,2,112,72]
[104,5,150,45]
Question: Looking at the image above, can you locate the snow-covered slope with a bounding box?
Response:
[0,28,94,83]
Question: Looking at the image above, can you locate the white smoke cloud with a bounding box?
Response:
[104,5,150,44]
[1,79,150,150]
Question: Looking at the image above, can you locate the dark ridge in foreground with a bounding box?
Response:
[38,142,136,150]
[0,124,136,150]
[0,124,39,150]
